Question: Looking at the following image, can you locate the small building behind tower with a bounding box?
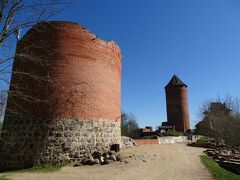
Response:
[164,75,190,132]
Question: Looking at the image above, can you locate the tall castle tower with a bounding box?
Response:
[165,75,190,132]
[0,21,121,170]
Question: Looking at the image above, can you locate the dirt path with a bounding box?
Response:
[6,143,213,180]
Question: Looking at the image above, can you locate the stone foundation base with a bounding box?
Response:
[0,116,121,170]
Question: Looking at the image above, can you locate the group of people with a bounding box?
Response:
[187,130,198,141]
[187,134,193,141]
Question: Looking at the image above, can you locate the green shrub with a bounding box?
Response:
[141,135,158,139]
[196,136,208,145]
[162,129,184,137]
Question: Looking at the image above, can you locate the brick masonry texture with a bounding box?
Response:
[6,21,121,120]
[134,139,159,145]
[165,86,190,132]
[0,21,122,170]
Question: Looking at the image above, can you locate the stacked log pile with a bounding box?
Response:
[204,146,240,174]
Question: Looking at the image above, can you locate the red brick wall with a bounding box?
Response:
[6,21,121,121]
[143,128,151,133]
[165,86,190,132]
[135,139,159,145]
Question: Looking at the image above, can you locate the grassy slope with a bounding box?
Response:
[200,155,240,180]
[0,175,9,180]
[0,161,69,180]
[10,161,69,173]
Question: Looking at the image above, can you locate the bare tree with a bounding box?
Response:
[0,121,2,134]
[0,91,6,117]
[0,0,73,116]
[121,112,139,139]
[0,0,72,44]
[196,95,240,146]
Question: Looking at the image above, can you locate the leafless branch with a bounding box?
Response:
[0,0,74,117]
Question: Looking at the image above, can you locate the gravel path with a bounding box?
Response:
[6,143,213,180]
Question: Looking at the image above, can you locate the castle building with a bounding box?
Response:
[164,75,190,132]
[0,21,121,170]
[196,102,231,136]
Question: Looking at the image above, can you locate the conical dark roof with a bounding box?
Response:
[165,75,187,89]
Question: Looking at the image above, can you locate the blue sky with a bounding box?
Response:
[53,0,240,128]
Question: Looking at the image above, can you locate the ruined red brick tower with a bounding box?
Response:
[165,75,190,132]
[0,21,121,170]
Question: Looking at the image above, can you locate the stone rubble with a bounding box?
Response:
[72,148,123,166]
[158,136,189,144]
[71,136,140,167]
[71,136,138,167]
[120,136,137,148]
